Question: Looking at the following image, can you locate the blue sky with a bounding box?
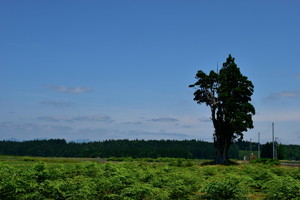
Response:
[1,0,299,144]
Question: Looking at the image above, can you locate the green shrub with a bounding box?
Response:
[0,164,18,199]
[287,167,300,180]
[169,179,195,199]
[34,162,50,183]
[168,158,194,167]
[241,165,275,189]
[263,176,300,200]
[202,175,247,200]
[22,157,35,162]
[120,183,153,200]
[107,157,134,162]
[201,166,218,177]
[39,180,66,200]
[250,158,280,165]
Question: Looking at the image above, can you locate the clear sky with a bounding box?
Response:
[1,0,299,144]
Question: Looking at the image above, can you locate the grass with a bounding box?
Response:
[0,155,106,164]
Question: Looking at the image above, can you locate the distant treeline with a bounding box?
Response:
[236,140,300,160]
[0,139,299,160]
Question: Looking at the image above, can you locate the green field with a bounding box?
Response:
[0,156,299,200]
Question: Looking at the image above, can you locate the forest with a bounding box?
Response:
[0,139,299,160]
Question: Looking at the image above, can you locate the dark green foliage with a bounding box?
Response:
[250,158,280,166]
[261,142,273,159]
[241,165,275,190]
[263,176,300,200]
[261,142,286,160]
[236,140,258,151]
[1,139,300,161]
[0,161,203,199]
[0,139,217,159]
[228,143,240,158]
[238,140,300,160]
[284,144,300,160]
[236,140,287,160]
[189,55,255,164]
[202,175,247,200]
[286,167,300,180]
[277,144,286,160]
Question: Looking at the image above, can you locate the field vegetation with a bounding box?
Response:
[0,155,299,199]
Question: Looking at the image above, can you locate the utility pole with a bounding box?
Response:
[272,122,275,159]
[249,138,252,160]
[275,137,278,159]
[258,132,260,159]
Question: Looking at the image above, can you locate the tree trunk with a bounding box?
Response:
[214,127,232,164]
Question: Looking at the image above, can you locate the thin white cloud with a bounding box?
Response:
[254,111,300,122]
[0,121,73,136]
[39,101,71,107]
[122,121,143,126]
[74,115,113,122]
[182,125,193,128]
[265,89,300,100]
[37,116,68,122]
[71,129,191,141]
[3,121,64,141]
[0,119,213,142]
[45,84,92,94]
[37,115,113,123]
[149,117,179,122]
[119,130,190,140]
[199,117,211,123]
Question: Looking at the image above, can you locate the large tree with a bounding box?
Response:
[189,55,255,164]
